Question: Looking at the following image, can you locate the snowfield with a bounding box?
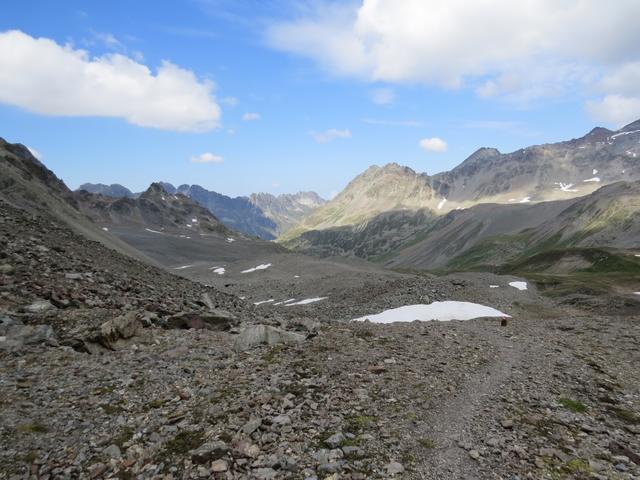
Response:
[352,301,509,324]
[509,281,528,291]
[241,263,272,273]
[286,297,328,306]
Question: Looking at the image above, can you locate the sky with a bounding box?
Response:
[1,0,639,199]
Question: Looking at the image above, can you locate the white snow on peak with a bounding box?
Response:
[555,182,578,193]
[489,285,500,288]
[210,266,225,275]
[226,237,235,243]
[161,196,166,201]
[437,198,447,210]
[191,218,198,223]
[174,265,194,270]
[592,169,598,175]
[583,177,601,183]
[519,197,531,203]
[102,227,109,231]
[509,281,528,291]
[241,263,272,274]
[286,297,328,306]
[254,299,274,305]
[145,228,163,234]
[352,301,509,324]
[610,129,640,140]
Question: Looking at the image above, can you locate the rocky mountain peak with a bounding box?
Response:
[621,118,640,131]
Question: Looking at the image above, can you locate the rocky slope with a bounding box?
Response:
[386,181,640,271]
[249,191,326,235]
[282,119,640,255]
[78,182,327,240]
[74,183,237,238]
[78,183,136,198]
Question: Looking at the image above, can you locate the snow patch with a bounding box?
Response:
[191,218,198,223]
[254,299,274,305]
[210,266,225,275]
[145,228,163,234]
[583,177,601,183]
[287,297,328,306]
[592,169,598,175]
[519,197,531,203]
[352,302,509,324]
[274,298,296,306]
[174,265,194,270]
[437,198,447,210]
[241,263,272,274]
[610,129,640,140]
[555,182,578,193]
[102,227,109,231]
[226,237,235,243]
[294,275,300,278]
[489,285,500,288]
[509,281,528,291]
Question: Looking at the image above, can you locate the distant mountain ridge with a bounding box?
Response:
[77,182,326,239]
[281,119,640,255]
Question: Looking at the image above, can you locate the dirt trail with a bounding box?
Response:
[414,322,527,479]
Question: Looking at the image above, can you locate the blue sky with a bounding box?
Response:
[1,0,638,199]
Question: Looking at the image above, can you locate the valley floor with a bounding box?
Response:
[1,202,639,480]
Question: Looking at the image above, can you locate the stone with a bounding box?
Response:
[93,312,142,349]
[0,322,56,351]
[469,450,481,460]
[252,468,277,480]
[211,459,228,473]
[233,325,306,352]
[24,299,55,314]
[103,444,121,458]
[386,461,404,475]
[271,414,292,426]
[324,432,346,449]
[89,462,107,478]
[0,264,15,275]
[501,419,514,429]
[190,441,228,464]
[241,417,262,435]
[166,310,237,331]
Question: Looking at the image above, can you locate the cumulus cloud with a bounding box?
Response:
[267,1,640,122]
[587,62,640,127]
[190,152,224,164]
[370,87,395,105]
[242,112,260,121]
[419,137,447,153]
[0,30,221,132]
[310,128,352,143]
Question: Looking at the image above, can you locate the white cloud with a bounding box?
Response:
[587,62,640,127]
[370,87,395,105]
[190,152,224,164]
[0,30,221,132]
[267,0,640,118]
[242,112,260,121]
[27,147,43,160]
[419,137,447,153]
[310,128,352,143]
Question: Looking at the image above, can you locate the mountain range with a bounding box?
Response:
[78,182,326,239]
[281,119,640,270]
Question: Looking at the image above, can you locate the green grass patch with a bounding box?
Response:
[559,397,587,413]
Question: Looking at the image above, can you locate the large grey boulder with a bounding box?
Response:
[233,325,306,352]
[166,310,237,331]
[0,315,57,351]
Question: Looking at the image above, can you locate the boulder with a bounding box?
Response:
[0,316,57,351]
[166,310,237,331]
[233,325,306,352]
[89,311,142,350]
